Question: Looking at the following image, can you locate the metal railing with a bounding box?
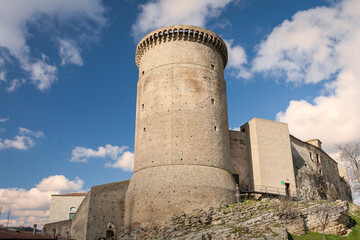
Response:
[240,184,297,197]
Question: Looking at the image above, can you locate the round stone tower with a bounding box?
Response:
[125,25,236,227]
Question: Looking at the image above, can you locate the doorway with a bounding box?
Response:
[106,230,114,240]
[285,183,290,197]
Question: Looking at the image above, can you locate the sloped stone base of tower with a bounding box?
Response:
[124,165,236,228]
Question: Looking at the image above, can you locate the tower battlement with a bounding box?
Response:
[135,25,228,68]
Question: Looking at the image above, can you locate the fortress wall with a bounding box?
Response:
[338,168,352,201]
[125,165,235,226]
[290,135,351,201]
[44,193,90,239]
[229,130,252,190]
[246,118,296,195]
[86,181,129,240]
[44,181,130,240]
[70,191,91,240]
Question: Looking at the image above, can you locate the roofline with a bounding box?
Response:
[290,134,338,165]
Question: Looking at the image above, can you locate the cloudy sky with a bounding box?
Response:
[1,0,359,227]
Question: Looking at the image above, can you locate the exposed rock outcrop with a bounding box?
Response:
[118,199,350,239]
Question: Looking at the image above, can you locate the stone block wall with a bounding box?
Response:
[43,180,129,240]
[86,180,129,240]
[243,118,297,195]
[43,219,71,239]
[290,135,352,201]
[229,130,252,190]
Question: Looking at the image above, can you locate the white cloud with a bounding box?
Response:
[0,0,106,91]
[26,58,57,91]
[0,175,84,227]
[0,117,9,123]
[71,144,134,171]
[58,39,83,66]
[19,127,45,138]
[0,127,44,150]
[36,175,84,192]
[6,79,24,92]
[132,0,234,40]
[250,0,360,153]
[105,151,134,171]
[0,135,35,150]
[252,4,346,84]
[230,127,240,131]
[224,39,250,79]
[0,71,5,81]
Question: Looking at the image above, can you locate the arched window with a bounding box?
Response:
[69,207,77,219]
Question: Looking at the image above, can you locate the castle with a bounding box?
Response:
[43,25,352,239]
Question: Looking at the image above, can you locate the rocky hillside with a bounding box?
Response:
[119,199,353,240]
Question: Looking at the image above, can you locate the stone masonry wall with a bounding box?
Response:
[290,135,352,201]
[244,118,297,195]
[229,130,252,190]
[43,219,71,239]
[125,25,236,228]
[86,180,129,240]
[69,191,91,240]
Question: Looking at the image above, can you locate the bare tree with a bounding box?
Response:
[336,141,360,175]
[317,200,331,240]
[272,195,294,228]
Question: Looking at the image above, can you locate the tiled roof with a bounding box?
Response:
[51,192,87,196]
[0,228,62,239]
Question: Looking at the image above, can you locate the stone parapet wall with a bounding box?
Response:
[135,25,228,69]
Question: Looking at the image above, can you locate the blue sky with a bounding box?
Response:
[1,0,359,226]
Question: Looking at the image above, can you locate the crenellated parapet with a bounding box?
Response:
[135,25,228,69]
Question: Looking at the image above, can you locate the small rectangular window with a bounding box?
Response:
[232,174,240,185]
[143,127,146,132]
[210,64,215,69]
[142,71,145,75]
[211,98,214,104]
[142,104,144,110]
[69,213,75,219]
[309,152,313,160]
[214,126,217,131]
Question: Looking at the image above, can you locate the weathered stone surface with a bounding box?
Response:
[44,180,129,240]
[286,200,350,236]
[291,135,352,202]
[125,25,236,228]
[119,200,350,240]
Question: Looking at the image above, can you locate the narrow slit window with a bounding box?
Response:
[214,126,217,131]
[143,127,146,132]
[142,71,145,75]
[142,104,144,110]
[211,98,214,104]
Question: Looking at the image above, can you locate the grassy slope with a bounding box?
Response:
[290,204,360,240]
